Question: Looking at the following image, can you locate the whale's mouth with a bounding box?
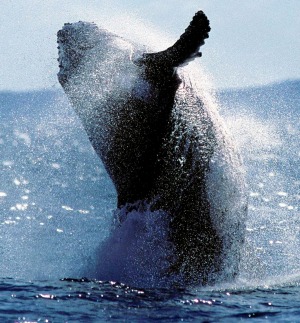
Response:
[57,22,108,86]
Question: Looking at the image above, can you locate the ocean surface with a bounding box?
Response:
[1,277,300,322]
[0,80,299,321]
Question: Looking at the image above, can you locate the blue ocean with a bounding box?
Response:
[0,80,299,322]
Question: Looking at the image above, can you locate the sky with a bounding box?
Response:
[1,0,300,91]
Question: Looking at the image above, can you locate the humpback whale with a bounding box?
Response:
[57,11,247,285]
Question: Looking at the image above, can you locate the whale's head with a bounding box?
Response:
[58,22,97,86]
[57,22,139,88]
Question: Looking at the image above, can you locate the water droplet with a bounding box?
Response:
[13,178,21,186]
[277,191,288,197]
[52,163,61,169]
[279,203,287,208]
[62,205,73,211]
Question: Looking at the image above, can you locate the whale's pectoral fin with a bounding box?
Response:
[165,10,211,67]
[137,10,210,69]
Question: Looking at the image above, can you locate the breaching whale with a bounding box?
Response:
[57,11,247,286]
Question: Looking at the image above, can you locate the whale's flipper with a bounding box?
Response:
[137,11,210,69]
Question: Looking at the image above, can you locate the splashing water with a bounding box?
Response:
[218,82,300,283]
[89,206,181,288]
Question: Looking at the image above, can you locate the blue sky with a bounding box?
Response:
[1,0,300,91]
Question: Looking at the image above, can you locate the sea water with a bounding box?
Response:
[0,79,299,321]
[1,277,300,322]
